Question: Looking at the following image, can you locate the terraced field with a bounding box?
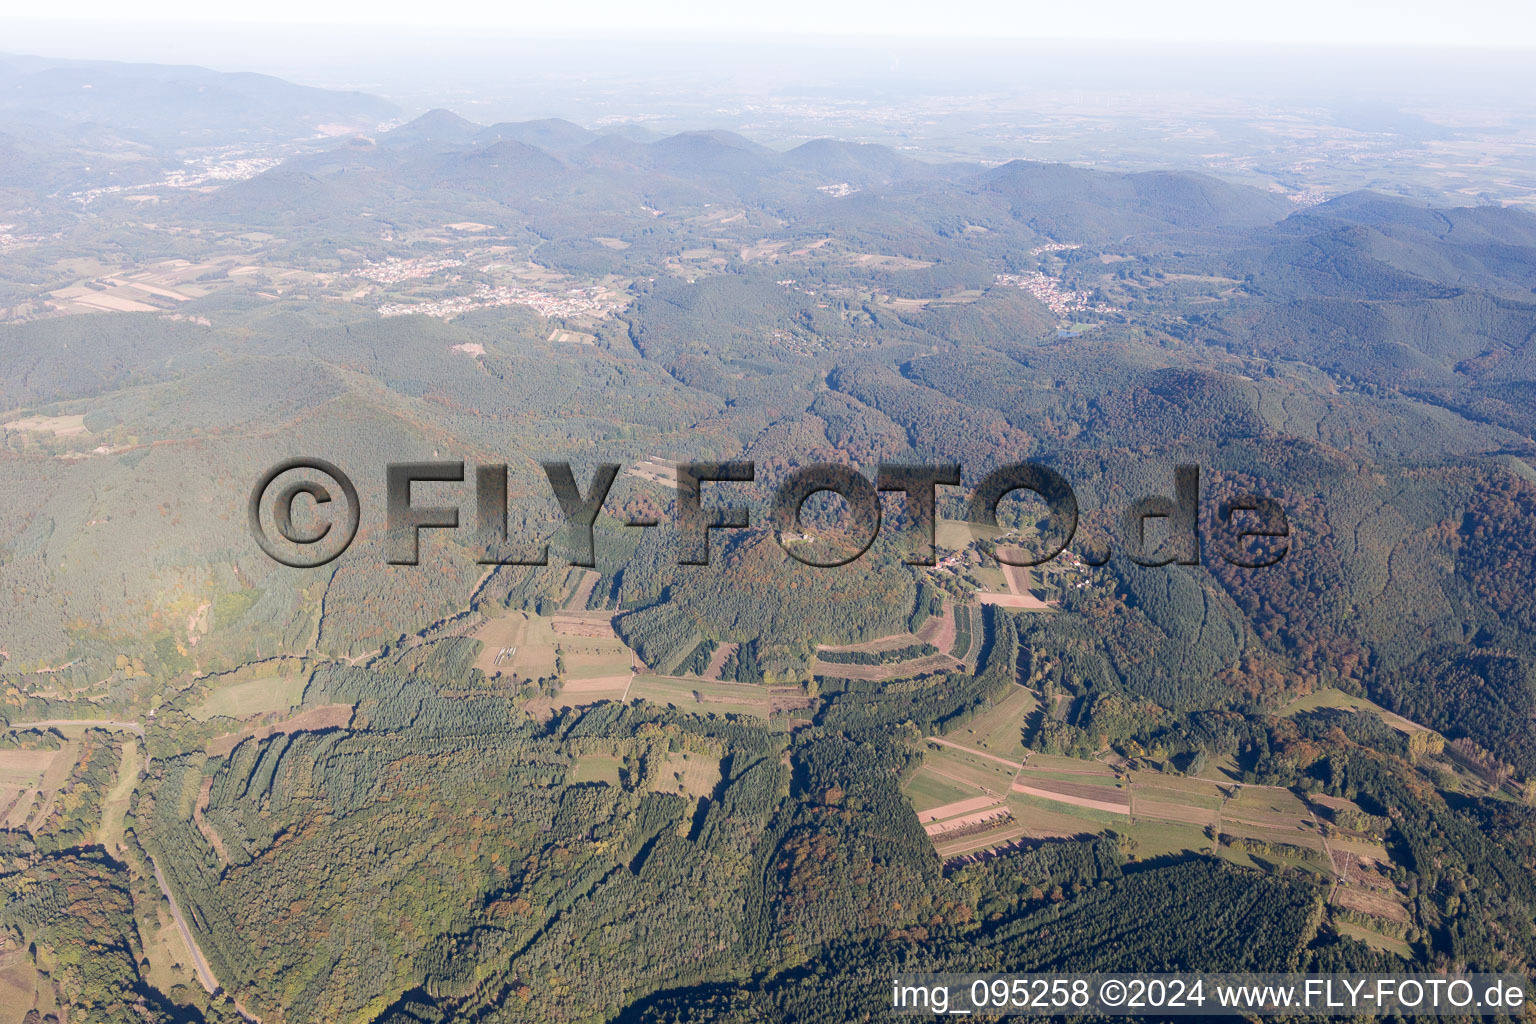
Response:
[903,727,1395,898]
[812,631,960,681]
[628,675,810,719]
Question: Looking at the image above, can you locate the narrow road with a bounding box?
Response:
[150,856,219,994]
[925,735,1024,769]
[9,723,266,1015]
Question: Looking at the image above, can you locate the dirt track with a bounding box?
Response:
[917,794,1000,823]
[1012,782,1129,815]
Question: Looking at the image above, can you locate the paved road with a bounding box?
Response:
[150,856,220,994]
[5,718,145,738]
[9,719,263,1018]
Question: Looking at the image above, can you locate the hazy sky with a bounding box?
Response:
[6,0,1536,48]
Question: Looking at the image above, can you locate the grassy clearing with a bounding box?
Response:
[1329,837,1389,861]
[1216,846,1266,872]
[138,904,198,998]
[652,751,721,798]
[570,753,623,786]
[1026,751,1116,774]
[629,675,770,718]
[98,737,138,854]
[1226,786,1312,824]
[926,743,1019,794]
[935,517,1004,548]
[1196,752,1244,784]
[189,674,308,721]
[949,685,1037,760]
[1279,687,1376,716]
[1279,687,1426,733]
[1332,921,1413,958]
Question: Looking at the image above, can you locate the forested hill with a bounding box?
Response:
[3,76,1536,1023]
[0,52,397,143]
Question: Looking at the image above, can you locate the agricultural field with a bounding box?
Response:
[969,565,1009,594]
[565,570,603,611]
[35,255,313,319]
[1007,789,1124,834]
[545,610,637,704]
[0,748,59,829]
[472,611,560,680]
[562,646,635,683]
[0,749,58,788]
[904,766,989,814]
[1116,819,1215,861]
[922,740,1021,796]
[1011,776,1131,815]
[907,731,1341,872]
[916,794,1000,824]
[1128,773,1226,827]
[976,568,1054,610]
[0,413,88,437]
[983,560,1055,610]
[1223,786,1315,827]
[700,642,737,681]
[0,949,49,1024]
[913,599,957,650]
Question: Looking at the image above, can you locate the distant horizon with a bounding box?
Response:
[7,0,1536,50]
[5,28,1535,114]
[5,24,1536,59]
